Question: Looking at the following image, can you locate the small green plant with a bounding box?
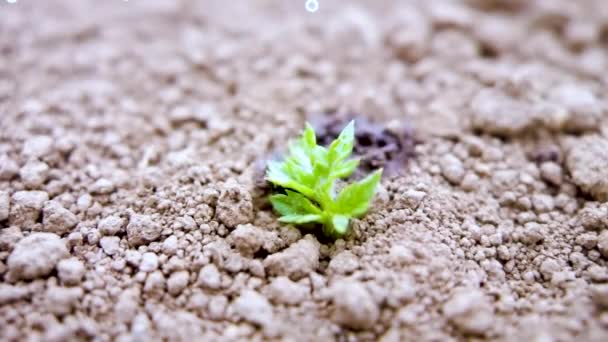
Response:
[266,121,382,239]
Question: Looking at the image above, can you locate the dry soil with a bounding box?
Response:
[2,0,608,341]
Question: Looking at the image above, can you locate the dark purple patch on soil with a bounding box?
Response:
[310,113,417,178]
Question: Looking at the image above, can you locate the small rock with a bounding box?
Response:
[401,189,426,209]
[90,178,115,194]
[540,258,560,280]
[265,276,309,305]
[264,235,320,280]
[9,190,49,227]
[131,313,153,339]
[115,289,140,323]
[531,194,555,213]
[224,253,244,273]
[57,258,85,285]
[440,154,465,185]
[591,284,608,309]
[22,135,54,159]
[19,161,50,188]
[208,295,228,320]
[540,162,563,186]
[7,232,68,281]
[0,284,29,305]
[575,232,597,249]
[566,136,608,201]
[331,280,379,330]
[228,224,269,256]
[144,271,165,294]
[521,222,545,245]
[390,245,415,265]
[215,180,253,228]
[0,226,22,251]
[77,194,93,212]
[328,251,359,274]
[162,235,178,255]
[66,232,83,248]
[443,288,494,336]
[100,236,121,256]
[197,264,222,290]
[42,201,79,235]
[0,155,19,180]
[461,173,480,191]
[45,286,83,315]
[492,169,519,190]
[169,215,197,232]
[598,230,608,258]
[126,250,142,266]
[548,83,601,133]
[127,213,162,246]
[98,215,125,236]
[577,203,608,231]
[233,290,274,328]
[86,229,100,245]
[167,271,190,296]
[470,89,532,137]
[386,8,431,63]
[0,191,9,221]
[139,252,159,272]
[588,265,608,282]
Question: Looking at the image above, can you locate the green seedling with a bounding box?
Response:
[266,120,382,239]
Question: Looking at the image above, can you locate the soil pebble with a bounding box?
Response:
[22,135,54,159]
[0,191,9,221]
[331,280,380,330]
[0,155,19,181]
[440,154,465,185]
[167,271,190,296]
[215,180,254,228]
[197,264,222,290]
[233,290,274,329]
[566,135,608,201]
[98,215,125,236]
[9,191,49,227]
[470,89,532,137]
[19,161,50,189]
[7,233,68,281]
[56,258,86,286]
[264,235,320,280]
[265,276,309,305]
[126,213,162,246]
[42,201,79,235]
[443,288,494,336]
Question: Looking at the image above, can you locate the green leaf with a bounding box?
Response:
[303,123,316,147]
[335,169,382,217]
[266,161,315,198]
[328,120,355,164]
[331,214,350,235]
[279,214,323,224]
[269,190,321,216]
[330,158,359,179]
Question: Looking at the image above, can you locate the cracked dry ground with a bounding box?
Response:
[2,0,608,341]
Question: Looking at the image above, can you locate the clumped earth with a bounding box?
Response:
[2,0,608,341]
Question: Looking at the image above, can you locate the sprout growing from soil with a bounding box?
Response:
[266,121,382,239]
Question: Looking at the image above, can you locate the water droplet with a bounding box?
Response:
[305,0,319,13]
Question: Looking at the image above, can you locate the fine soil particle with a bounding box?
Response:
[2,1,608,341]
